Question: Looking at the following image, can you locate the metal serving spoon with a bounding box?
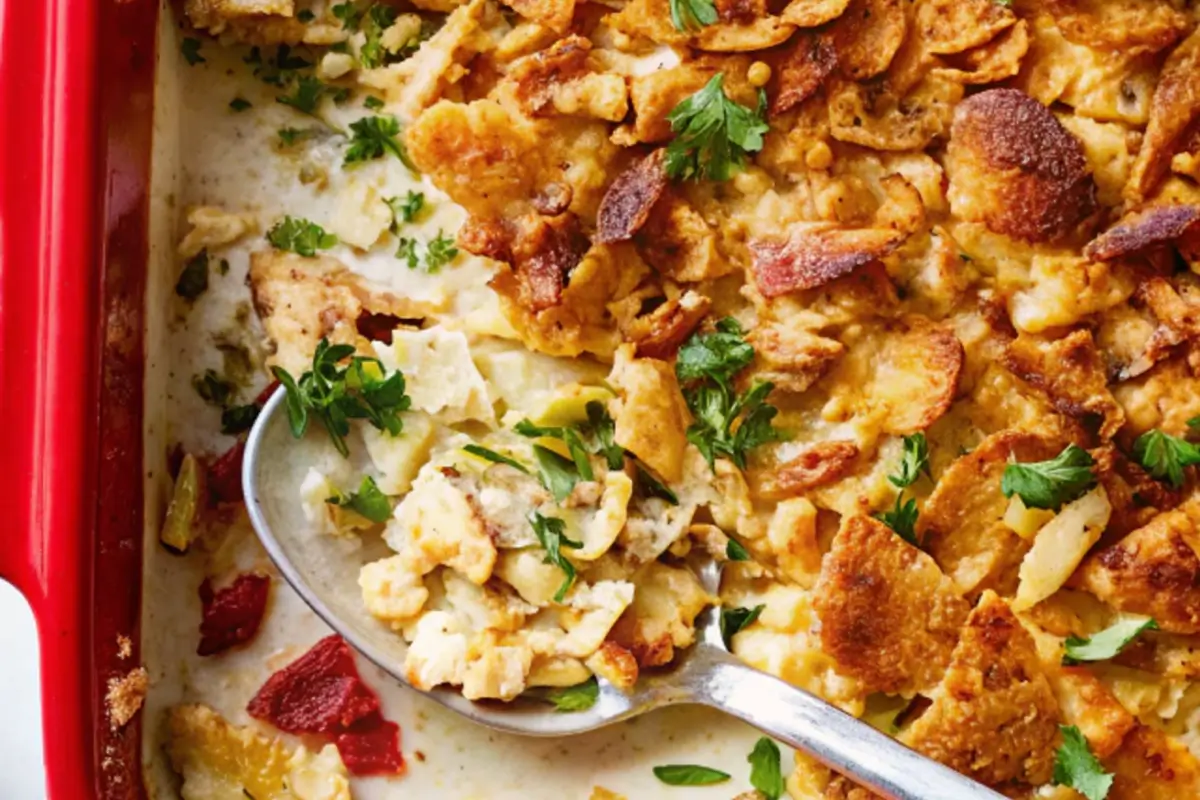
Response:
[243,388,1004,800]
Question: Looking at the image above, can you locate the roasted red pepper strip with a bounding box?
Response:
[247,634,405,775]
[206,439,245,504]
[197,573,271,656]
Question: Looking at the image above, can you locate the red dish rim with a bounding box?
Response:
[1,0,157,796]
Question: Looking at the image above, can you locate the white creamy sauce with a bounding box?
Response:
[140,6,767,798]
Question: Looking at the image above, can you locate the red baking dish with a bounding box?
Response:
[1,0,157,797]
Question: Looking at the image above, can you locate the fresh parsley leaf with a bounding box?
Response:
[229,97,252,112]
[277,76,328,116]
[193,370,235,407]
[748,737,784,800]
[344,114,406,165]
[653,765,730,786]
[676,319,781,469]
[332,2,361,29]
[532,444,583,502]
[1189,416,1200,429]
[360,4,400,68]
[462,444,530,474]
[363,95,385,110]
[1001,444,1096,510]
[546,677,599,712]
[182,37,205,65]
[297,9,315,22]
[327,475,392,523]
[270,338,411,457]
[425,230,459,271]
[1133,429,1200,488]
[277,126,317,147]
[267,216,337,257]
[635,464,678,505]
[726,538,751,561]
[1053,726,1113,800]
[1063,618,1158,665]
[529,511,582,602]
[720,604,764,649]
[889,433,930,488]
[668,0,717,31]
[221,403,261,435]
[396,237,419,268]
[874,494,919,544]
[516,421,594,482]
[584,400,625,470]
[665,74,769,182]
[175,250,210,299]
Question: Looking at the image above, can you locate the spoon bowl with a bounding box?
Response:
[244,387,1006,799]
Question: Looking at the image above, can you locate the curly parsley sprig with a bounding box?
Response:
[675,318,782,469]
[665,75,769,182]
[1001,444,1096,510]
[272,338,411,457]
[1132,429,1200,488]
[669,0,717,31]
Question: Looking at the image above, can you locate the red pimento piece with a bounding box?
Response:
[247,635,404,776]
[253,380,280,406]
[207,439,245,504]
[197,573,271,656]
[335,717,405,775]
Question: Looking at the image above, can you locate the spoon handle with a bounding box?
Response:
[696,654,1007,800]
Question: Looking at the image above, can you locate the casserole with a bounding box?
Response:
[9,0,1200,798]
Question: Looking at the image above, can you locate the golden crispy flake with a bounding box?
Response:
[606,0,794,53]
[902,592,1061,787]
[1076,500,1200,634]
[769,31,837,115]
[1002,330,1125,439]
[755,440,859,500]
[502,0,575,33]
[624,290,711,360]
[1106,725,1200,798]
[621,58,758,145]
[1113,357,1200,440]
[921,430,1065,597]
[1085,203,1200,262]
[507,36,629,121]
[1050,668,1135,760]
[828,0,906,81]
[779,0,851,28]
[638,193,738,283]
[946,88,1098,243]
[1126,28,1200,202]
[750,174,925,296]
[609,346,691,482]
[1043,0,1192,57]
[815,516,970,694]
[746,320,845,395]
[915,0,1016,56]
[596,151,669,244]
[827,65,963,152]
[607,562,713,667]
[932,19,1030,86]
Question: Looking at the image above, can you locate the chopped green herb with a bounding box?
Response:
[329,86,351,105]
[515,421,594,481]
[653,765,730,786]
[364,95,385,110]
[668,0,716,31]
[889,432,930,488]
[220,403,261,435]
[360,4,400,69]
[676,318,781,469]
[344,114,411,166]
[748,738,784,800]
[332,2,361,29]
[635,464,678,505]
[327,475,392,523]
[385,191,425,230]
[726,538,751,561]
[462,444,530,474]
[1053,726,1113,800]
[182,37,205,66]
[175,250,210,300]
[396,237,419,269]
[395,230,459,272]
[1064,618,1158,665]
[584,400,625,470]
[1189,416,1200,429]
[546,677,599,712]
[277,75,328,115]
[532,444,583,503]
[529,511,582,602]
[271,338,411,457]
[297,9,315,22]
[1001,444,1096,510]
[277,126,317,147]
[1133,429,1200,488]
[229,97,252,112]
[267,216,337,257]
[665,74,768,182]
[874,494,919,545]
[720,604,764,649]
[193,370,235,407]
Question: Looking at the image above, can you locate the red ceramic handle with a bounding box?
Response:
[0,0,101,797]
